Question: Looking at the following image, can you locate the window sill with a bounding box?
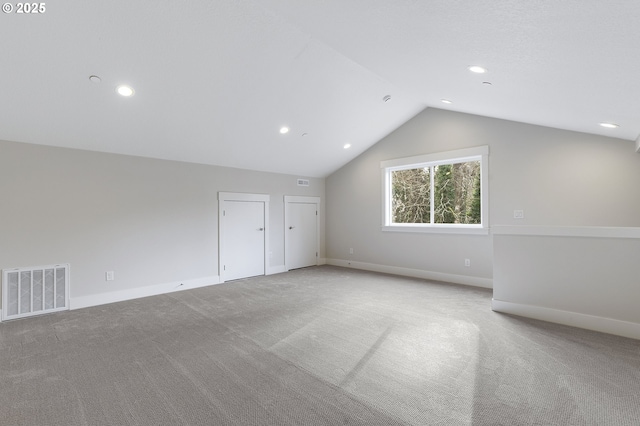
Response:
[381,225,489,235]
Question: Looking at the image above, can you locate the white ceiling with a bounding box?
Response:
[2,1,638,177]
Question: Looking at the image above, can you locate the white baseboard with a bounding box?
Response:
[327,258,492,289]
[492,299,640,340]
[492,225,640,239]
[318,258,327,265]
[70,275,221,311]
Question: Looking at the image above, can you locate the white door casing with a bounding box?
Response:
[285,196,320,271]
[219,192,270,282]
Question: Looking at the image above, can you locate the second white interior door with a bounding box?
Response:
[286,201,318,270]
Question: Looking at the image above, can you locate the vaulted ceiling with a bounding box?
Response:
[2,1,638,177]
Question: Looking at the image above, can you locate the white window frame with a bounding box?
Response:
[380,146,489,235]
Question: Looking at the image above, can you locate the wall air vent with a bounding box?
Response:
[297,179,310,187]
[2,264,70,321]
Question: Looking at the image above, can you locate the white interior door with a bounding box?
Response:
[221,198,267,281]
[285,197,319,270]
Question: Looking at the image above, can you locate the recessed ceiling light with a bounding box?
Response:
[343,143,351,149]
[599,122,619,129]
[469,65,487,74]
[116,85,134,97]
[441,99,453,104]
[89,75,101,83]
[280,126,289,134]
[482,81,492,86]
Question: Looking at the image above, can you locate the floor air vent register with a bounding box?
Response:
[1,264,70,321]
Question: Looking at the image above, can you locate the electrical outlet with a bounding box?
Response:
[465,259,471,267]
[105,271,115,281]
[513,209,524,219]
[349,248,354,254]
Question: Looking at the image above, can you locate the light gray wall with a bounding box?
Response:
[490,119,640,227]
[326,108,640,285]
[494,233,640,324]
[0,140,325,303]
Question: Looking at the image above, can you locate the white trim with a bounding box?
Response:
[380,145,489,169]
[218,192,270,282]
[218,192,269,203]
[284,196,320,204]
[382,224,489,235]
[70,275,220,311]
[284,195,321,271]
[635,133,640,153]
[327,258,492,289]
[318,257,327,265]
[491,299,640,341]
[492,225,640,239]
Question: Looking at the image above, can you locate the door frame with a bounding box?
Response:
[284,195,320,271]
[218,192,270,282]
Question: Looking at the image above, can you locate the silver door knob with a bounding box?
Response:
[258,228,264,231]
[289,226,295,229]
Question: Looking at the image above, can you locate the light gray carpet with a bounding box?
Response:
[1,266,639,425]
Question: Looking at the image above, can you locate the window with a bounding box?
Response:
[381,146,488,234]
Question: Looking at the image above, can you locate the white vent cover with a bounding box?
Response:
[2,264,70,321]
[297,178,310,187]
